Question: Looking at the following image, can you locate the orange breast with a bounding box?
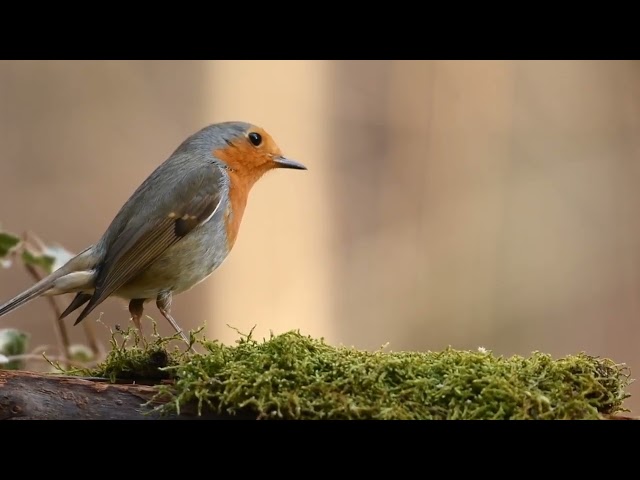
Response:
[213,139,274,252]
[223,175,248,251]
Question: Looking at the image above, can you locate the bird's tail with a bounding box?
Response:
[0,273,62,317]
[0,246,96,319]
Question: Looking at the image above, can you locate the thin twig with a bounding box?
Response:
[25,231,102,360]
[4,353,89,369]
[21,232,71,368]
[82,318,101,358]
[29,344,55,355]
[23,262,72,367]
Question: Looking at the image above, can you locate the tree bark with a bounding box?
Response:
[0,369,241,420]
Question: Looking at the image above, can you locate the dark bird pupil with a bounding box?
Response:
[249,132,262,146]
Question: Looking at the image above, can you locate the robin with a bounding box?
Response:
[0,121,307,345]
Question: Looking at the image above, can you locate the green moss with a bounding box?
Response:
[73,325,193,382]
[78,326,632,420]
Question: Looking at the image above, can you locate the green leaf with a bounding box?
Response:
[69,344,95,363]
[0,232,21,259]
[22,249,56,273]
[0,328,29,370]
[21,244,75,275]
[40,244,75,273]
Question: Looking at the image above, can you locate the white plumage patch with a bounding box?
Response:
[45,270,95,296]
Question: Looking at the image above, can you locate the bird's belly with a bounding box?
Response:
[115,222,230,300]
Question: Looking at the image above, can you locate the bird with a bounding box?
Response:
[0,121,307,345]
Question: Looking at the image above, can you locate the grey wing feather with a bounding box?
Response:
[73,160,226,325]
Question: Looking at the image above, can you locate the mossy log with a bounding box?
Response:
[0,370,242,420]
[1,329,636,420]
[0,369,636,420]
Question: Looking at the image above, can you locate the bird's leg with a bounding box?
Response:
[156,291,193,350]
[128,298,146,346]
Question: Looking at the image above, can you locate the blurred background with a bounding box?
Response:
[1,60,639,412]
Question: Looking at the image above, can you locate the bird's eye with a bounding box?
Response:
[248,132,262,146]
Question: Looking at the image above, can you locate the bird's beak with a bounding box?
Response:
[273,156,307,170]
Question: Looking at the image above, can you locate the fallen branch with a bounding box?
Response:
[0,370,243,420]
